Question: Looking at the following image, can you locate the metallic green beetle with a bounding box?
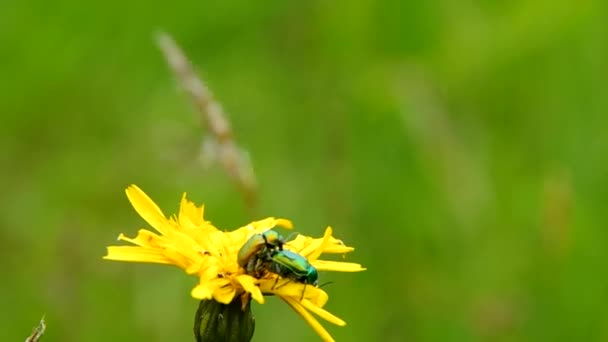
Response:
[268,249,319,287]
[237,230,285,276]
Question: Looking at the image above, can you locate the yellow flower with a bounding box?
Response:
[104,185,365,342]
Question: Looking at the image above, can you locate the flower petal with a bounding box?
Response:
[163,246,195,270]
[305,226,332,262]
[281,297,335,342]
[289,234,353,256]
[275,218,293,229]
[259,279,329,307]
[311,260,366,272]
[301,299,346,326]
[243,217,293,235]
[117,229,162,247]
[236,275,264,304]
[191,283,213,300]
[319,244,354,254]
[126,185,170,235]
[212,279,237,304]
[104,246,173,264]
[178,193,206,229]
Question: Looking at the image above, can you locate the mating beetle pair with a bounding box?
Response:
[237,230,319,287]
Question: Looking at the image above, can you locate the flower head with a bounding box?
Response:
[104,185,365,342]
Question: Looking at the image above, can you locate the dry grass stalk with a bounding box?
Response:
[25,316,46,342]
[157,32,257,207]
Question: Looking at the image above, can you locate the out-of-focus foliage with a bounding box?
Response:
[2,0,608,341]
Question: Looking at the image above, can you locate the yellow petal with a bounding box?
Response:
[178,223,218,247]
[104,246,173,265]
[244,217,293,235]
[281,297,335,342]
[296,231,328,258]
[160,230,204,263]
[212,278,237,304]
[163,246,194,270]
[259,279,329,307]
[202,231,229,258]
[301,299,346,326]
[283,235,307,251]
[305,286,329,308]
[178,193,206,229]
[236,275,264,304]
[185,258,204,275]
[305,227,332,262]
[126,185,170,235]
[191,283,213,300]
[319,244,354,254]
[117,229,163,247]
[311,260,366,272]
[275,218,294,229]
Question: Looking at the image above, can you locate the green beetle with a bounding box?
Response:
[268,249,319,287]
[237,230,285,276]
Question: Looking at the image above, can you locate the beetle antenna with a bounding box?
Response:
[318,281,334,288]
[284,232,299,242]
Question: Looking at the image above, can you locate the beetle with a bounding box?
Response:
[237,230,285,276]
[264,249,319,300]
[268,249,319,286]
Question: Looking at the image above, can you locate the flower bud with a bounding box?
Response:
[194,297,255,342]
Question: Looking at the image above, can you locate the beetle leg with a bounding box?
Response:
[245,257,257,276]
[271,275,283,290]
[274,278,292,290]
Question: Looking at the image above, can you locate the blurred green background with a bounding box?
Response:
[2,0,608,341]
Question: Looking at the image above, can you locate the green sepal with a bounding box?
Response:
[194,296,255,342]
